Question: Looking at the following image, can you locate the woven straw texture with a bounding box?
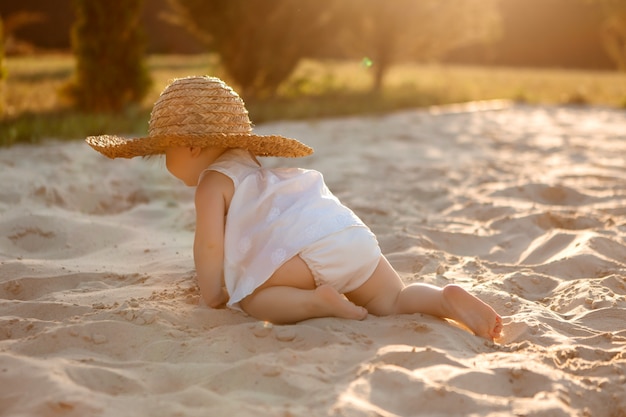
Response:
[86,76,313,159]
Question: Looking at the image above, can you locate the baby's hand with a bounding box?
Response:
[205,287,229,309]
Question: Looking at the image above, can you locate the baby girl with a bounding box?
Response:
[87,76,502,340]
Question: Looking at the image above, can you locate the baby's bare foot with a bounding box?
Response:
[441,284,502,340]
[315,285,368,320]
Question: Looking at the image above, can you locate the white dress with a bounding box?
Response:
[201,149,368,311]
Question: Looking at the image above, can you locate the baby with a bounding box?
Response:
[87,76,502,340]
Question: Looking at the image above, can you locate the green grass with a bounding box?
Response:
[1,54,625,147]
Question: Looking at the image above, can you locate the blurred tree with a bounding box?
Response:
[63,0,151,112]
[595,0,626,70]
[2,10,46,54]
[166,0,341,99]
[0,15,6,116]
[341,0,501,92]
[458,0,611,70]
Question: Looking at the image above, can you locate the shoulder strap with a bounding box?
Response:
[198,149,259,187]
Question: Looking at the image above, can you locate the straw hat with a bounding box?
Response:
[85,76,313,159]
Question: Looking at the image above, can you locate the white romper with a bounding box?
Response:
[201,149,381,312]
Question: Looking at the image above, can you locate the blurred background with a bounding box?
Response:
[0,0,625,146]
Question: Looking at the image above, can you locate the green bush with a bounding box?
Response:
[63,0,151,112]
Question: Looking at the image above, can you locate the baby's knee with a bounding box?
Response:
[238,293,261,319]
[346,258,404,316]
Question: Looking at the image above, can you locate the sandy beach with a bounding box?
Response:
[1,103,625,416]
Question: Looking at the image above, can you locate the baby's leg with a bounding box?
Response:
[239,255,367,324]
[240,285,367,324]
[396,283,503,340]
[346,256,502,340]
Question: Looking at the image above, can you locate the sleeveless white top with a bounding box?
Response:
[201,149,366,311]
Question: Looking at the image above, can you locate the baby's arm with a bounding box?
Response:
[193,171,232,308]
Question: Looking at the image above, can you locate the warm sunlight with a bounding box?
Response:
[1,1,626,416]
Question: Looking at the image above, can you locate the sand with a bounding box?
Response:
[1,102,625,417]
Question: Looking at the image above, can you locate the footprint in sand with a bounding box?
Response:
[372,345,465,370]
[0,272,145,302]
[501,271,560,301]
[0,214,130,260]
[490,183,595,207]
[65,365,144,396]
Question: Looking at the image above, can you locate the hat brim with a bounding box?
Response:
[86,133,314,159]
